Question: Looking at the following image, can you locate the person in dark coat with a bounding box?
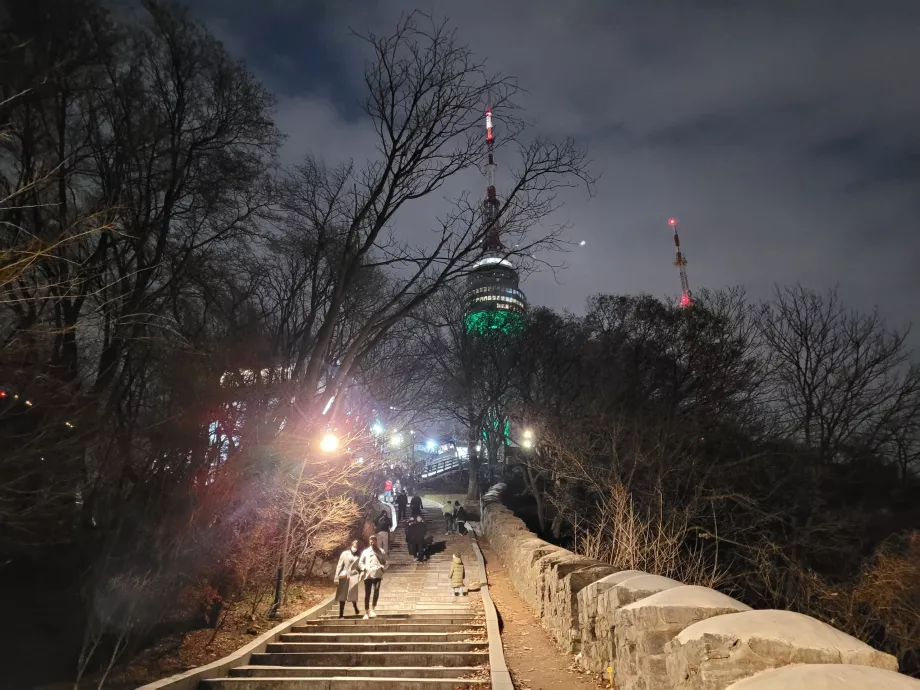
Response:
[375,510,391,533]
[333,540,362,618]
[412,515,429,562]
[454,503,469,536]
[396,490,408,521]
[405,516,420,559]
[409,493,423,518]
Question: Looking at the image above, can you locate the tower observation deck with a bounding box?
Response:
[463,105,527,335]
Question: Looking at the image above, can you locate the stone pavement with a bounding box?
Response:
[200,501,488,689]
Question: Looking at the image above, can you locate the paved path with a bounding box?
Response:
[200,501,488,689]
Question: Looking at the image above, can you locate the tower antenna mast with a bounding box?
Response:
[482,99,503,251]
[668,218,692,308]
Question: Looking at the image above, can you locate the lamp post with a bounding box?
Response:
[268,431,338,619]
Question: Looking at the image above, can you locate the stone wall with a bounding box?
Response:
[479,484,917,690]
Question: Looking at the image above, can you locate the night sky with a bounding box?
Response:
[181,0,920,337]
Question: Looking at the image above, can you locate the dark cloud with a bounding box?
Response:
[183,0,920,339]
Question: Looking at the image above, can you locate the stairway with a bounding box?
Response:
[201,502,488,689]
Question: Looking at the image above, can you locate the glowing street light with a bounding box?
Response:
[371,422,384,436]
[390,433,403,448]
[319,432,339,453]
[521,428,535,449]
[426,439,437,452]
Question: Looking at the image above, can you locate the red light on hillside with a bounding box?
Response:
[668,218,677,226]
[680,294,691,307]
[0,391,6,398]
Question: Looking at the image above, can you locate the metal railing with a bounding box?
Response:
[420,453,463,479]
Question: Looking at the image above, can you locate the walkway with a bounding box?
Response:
[200,501,488,688]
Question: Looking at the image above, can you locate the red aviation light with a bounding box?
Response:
[668,218,677,226]
[680,293,691,308]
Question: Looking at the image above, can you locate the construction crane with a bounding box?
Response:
[668,218,692,308]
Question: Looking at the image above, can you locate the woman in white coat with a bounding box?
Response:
[334,540,362,618]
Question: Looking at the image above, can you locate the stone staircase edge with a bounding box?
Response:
[136,595,335,690]
[470,528,514,690]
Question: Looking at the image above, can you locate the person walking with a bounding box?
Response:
[449,553,466,596]
[384,479,393,504]
[405,514,421,560]
[396,490,408,521]
[442,501,454,534]
[374,510,392,553]
[409,492,423,518]
[358,534,388,619]
[334,540,362,618]
[413,515,429,562]
[455,502,468,535]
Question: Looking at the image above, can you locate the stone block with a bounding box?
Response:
[725,663,920,690]
[577,570,648,671]
[614,585,751,690]
[578,572,681,672]
[554,564,619,653]
[533,550,579,619]
[665,609,899,690]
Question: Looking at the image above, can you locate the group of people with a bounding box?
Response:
[334,510,469,617]
[441,500,469,535]
[333,536,388,619]
[383,477,411,504]
[394,489,423,522]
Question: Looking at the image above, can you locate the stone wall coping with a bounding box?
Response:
[135,594,334,690]
[616,573,684,592]
[675,609,883,653]
[725,663,920,690]
[619,584,751,612]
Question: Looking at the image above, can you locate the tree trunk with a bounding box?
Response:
[467,429,480,499]
[522,464,546,533]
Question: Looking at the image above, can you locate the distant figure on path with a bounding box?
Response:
[334,540,361,618]
[442,501,454,534]
[455,502,468,536]
[396,490,408,521]
[449,553,466,596]
[384,479,393,503]
[374,510,391,553]
[358,534,388,619]
[413,515,429,562]
[410,492,423,518]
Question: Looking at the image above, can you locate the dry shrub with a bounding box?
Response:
[852,532,920,668]
[575,482,725,588]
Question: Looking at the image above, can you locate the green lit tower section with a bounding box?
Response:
[464,105,527,335]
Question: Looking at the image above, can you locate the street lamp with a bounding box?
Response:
[371,422,384,436]
[390,433,403,448]
[319,432,338,453]
[521,428,534,449]
[268,431,339,619]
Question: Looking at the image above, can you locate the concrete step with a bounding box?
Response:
[279,632,479,643]
[202,677,487,689]
[310,610,478,625]
[265,641,488,653]
[229,666,485,679]
[248,651,489,668]
[296,623,485,634]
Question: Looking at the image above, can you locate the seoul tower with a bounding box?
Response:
[464,104,527,333]
[669,217,692,308]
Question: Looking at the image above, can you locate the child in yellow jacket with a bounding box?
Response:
[449,554,465,596]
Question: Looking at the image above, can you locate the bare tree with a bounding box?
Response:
[758,285,920,464]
